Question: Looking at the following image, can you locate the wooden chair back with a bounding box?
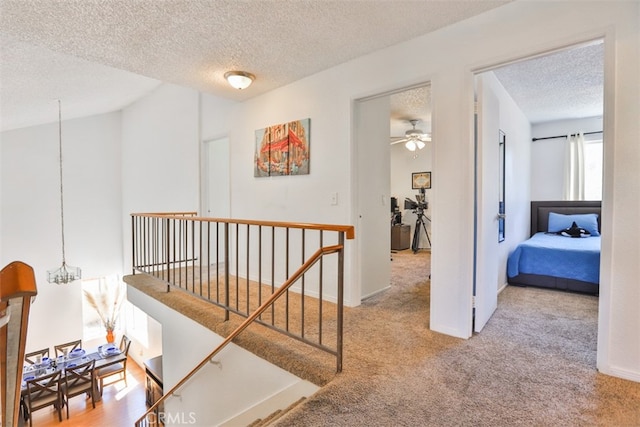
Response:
[121,334,132,355]
[54,339,82,357]
[24,348,50,365]
[25,370,63,426]
[97,335,131,395]
[62,359,96,418]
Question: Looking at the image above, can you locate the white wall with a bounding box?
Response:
[121,83,200,273]
[531,116,603,200]
[1,112,123,351]
[127,284,314,426]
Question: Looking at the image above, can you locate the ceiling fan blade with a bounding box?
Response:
[418,135,432,142]
[390,138,409,145]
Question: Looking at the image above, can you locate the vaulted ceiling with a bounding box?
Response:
[1,1,602,135]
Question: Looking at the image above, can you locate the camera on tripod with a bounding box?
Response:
[404,193,428,212]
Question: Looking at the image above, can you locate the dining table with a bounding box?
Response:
[20,343,126,407]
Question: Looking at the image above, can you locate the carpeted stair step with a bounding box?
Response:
[248,397,306,427]
[247,410,282,427]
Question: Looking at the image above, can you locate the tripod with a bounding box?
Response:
[411,207,431,253]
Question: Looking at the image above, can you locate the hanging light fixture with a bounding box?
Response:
[224,71,255,90]
[47,100,81,285]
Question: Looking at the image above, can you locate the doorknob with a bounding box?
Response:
[497,213,506,219]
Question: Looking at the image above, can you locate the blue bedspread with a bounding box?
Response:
[507,232,601,284]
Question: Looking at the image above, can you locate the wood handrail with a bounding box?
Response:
[0,261,38,301]
[135,244,343,426]
[131,213,356,240]
[1,261,38,427]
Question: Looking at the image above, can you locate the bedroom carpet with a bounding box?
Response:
[272,249,640,427]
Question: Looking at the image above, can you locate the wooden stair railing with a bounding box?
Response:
[135,244,343,427]
[1,261,38,427]
[131,213,354,371]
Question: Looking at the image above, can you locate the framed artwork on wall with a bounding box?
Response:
[412,171,431,189]
[254,118,310,177]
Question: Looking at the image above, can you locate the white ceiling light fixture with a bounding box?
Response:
[47,100,81,285]
[224,71,255,90]
[405,139,426,152]
[391,119,431,151]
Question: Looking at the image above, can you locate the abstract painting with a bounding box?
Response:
[255,118,310,177]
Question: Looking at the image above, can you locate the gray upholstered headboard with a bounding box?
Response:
[531,201,602,236]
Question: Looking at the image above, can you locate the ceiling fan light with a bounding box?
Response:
[416,140,426,150]
[405,140,417,151]
[224,71,255,90]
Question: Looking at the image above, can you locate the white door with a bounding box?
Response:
[355,96,392,300]
[474,74,500,332]
[203,137,230,218]
[202,137,230,266]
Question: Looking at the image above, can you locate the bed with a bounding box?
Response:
[507,201,601,295]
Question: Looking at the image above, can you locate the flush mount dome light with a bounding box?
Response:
[224,71,255,90]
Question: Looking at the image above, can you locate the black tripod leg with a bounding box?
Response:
[420,214,431,247]
[412,218,421,253]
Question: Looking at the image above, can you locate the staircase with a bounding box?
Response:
[130,213,353,427]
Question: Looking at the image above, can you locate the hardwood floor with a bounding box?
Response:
[26,357,148,427]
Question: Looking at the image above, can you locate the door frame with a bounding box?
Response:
[351,82,433,304]
[469,36,608,353]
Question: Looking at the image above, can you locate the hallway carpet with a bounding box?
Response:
[273,249,640,427]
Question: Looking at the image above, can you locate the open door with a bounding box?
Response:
[474,74,500,332]
[355,96,392,301]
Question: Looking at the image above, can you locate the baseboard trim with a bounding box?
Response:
[361,285,391,301]
[598,364,640,383]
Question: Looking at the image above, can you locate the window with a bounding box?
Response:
[81,275,124,341]
[584,138,603,200]
[123,301,149,347]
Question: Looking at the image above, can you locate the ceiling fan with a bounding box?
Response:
[391,119,431,151]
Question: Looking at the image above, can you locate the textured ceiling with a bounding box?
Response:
[0,0,509,131]
[389,42,604,139]
[0,1,602,134]
[493,41,604,124]
[390,85,432,138]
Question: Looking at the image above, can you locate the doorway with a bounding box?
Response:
[354,83,432,304]
[473,40,604,333]
[202,136,231,218]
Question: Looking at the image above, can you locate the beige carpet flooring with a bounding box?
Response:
[273,249,640,427]
[126,250,640,426]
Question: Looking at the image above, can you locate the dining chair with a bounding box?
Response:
[24,370,63,427]
[24,348,50,365]
[54,339,82,357]
[62,359,96,418]
[96,334,131,395]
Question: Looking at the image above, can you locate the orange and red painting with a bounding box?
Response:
[254,118,310,177]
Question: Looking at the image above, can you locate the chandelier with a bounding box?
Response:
[47,100,81,284]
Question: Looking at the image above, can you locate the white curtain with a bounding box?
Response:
[563,132,585,200]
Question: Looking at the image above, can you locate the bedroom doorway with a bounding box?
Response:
[473,39,604,335]
[354,82,432,304]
